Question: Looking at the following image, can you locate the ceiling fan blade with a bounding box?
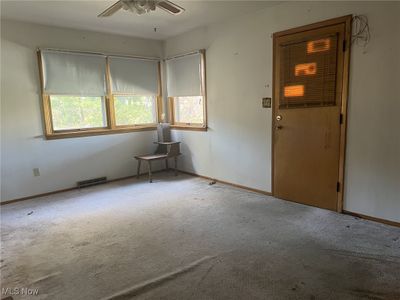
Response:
[98,1,123,17]
[156,0,185,15]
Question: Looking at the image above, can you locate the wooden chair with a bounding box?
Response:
[134,125,181,182]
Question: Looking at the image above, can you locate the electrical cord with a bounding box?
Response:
[351,15,371,49]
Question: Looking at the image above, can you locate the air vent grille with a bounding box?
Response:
[77,177,107,188]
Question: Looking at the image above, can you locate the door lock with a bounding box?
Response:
[276,115,282,121]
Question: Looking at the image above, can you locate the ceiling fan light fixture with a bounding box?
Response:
[98,0,184,17]
[157,1,184,15]
[121,0,158,15]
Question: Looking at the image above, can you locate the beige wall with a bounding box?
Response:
[2,2,399,222]
[164,1,400,222]
[1,20,164,201]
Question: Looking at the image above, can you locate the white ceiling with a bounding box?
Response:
[1,1,281,40]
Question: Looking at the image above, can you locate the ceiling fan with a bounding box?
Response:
[98,0,185,17]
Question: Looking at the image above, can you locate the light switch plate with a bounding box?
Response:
[262,97,272,108]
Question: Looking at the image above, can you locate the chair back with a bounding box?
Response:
[157,123,171,142]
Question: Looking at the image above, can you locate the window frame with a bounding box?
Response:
[37,51,162,139]
[167,50,208,131]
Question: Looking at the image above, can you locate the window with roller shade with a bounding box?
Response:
[108,57,159,126]
[40,50,108,131]
[38,49,161,138]
[166,50,207,129]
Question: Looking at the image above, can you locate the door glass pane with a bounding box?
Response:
[279,34,338,108]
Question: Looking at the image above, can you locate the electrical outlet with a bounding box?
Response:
[33,168,40,176]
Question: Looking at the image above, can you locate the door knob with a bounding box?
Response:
[276,125,283,130]
[276,115,282,121]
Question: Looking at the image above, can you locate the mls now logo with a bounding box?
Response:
[2,287,39,296]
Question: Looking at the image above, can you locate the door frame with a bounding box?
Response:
[271,15,352,212]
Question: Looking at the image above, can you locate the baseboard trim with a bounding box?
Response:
[182,170,399,227]
[1,186,79,206]
[178,170,272,196]
[343,210,400,228]
[1,170,163,206]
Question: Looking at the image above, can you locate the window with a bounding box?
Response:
[114,95,156,126]
[108,56,160,127]
[38,49,161,139]
[172,96,204,125]
[279,35,338,108]
[166,50,207,130]
[50,95,106,130]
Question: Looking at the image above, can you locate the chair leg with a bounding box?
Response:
[136,160,141,179]
[148,161,152,183]
[174,157,178,176]
[165,158,169,170]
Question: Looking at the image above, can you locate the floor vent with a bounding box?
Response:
[77,177,107,188]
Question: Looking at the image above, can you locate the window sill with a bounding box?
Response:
[170,125,208,132]
[45,125,157,139]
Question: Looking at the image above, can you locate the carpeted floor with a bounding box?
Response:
[1,172,399,300]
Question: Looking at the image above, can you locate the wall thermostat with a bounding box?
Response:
[262,97,272,108]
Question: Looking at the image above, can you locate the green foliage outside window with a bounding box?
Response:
[114,95,156,126]
[174,96,204,124]
[49,95,156,131]
[50,96,106,130]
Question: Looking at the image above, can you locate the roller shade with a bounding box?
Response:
[109,57,159,95]
[41,50,107,96]
[166,53,201,97]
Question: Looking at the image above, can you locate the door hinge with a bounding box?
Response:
[337,182,341,192]
[339,113,344,124]
[343,40,347,52]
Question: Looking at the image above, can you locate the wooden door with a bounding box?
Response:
[272,16,351,211]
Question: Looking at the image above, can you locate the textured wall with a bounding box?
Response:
[1,20,164,201]
[164,2,400,222]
